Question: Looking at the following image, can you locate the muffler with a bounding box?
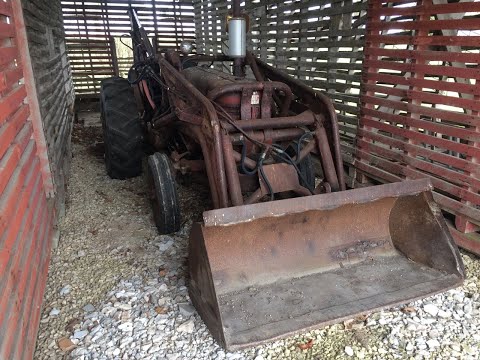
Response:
[188,179,464,350]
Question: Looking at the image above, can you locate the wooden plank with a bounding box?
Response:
[369,18,480,31]
[365,47,480,65]
[0,1,12,17]
[0,105,30,160]
[360,116,478,157]
[363,83,480,116]
[355,147,480,206]
[0,23,15,39]
[0,86,27,126]
[364,59,480,81]
[370,2,480,17]
[355,159,480,223]
[368,72,479,98]
[367,35,480,47]
[356,138,480,190]
[0,47,18,67]
[0,67,22,93]
[363,109,480,141]
[357,127,478,173]
[361,94,480,127]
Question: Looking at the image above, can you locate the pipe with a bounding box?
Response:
[152,112,176,128]
[190,127,220,208]
[316,127,340,192]
[230,128,305,145]
[223,111,315,132]
[213,124,230,208]
[246,52,264,81]
[245,188,264,205]
[255,58,346,190]
[246,52,288,117]
[141,80,156,109]
[232,151,257,169]
[295,139,317,164]
[233,0,241,16]
[293,186,312,197]
[233,60,245,78]
[317,92,347,191]
[222,133,244,206]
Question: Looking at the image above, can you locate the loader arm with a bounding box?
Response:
[128,8,155,61]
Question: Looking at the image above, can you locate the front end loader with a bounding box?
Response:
[99,3,465,350]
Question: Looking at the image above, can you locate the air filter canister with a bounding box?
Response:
[228,18,246,58]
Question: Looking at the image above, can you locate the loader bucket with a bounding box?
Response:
[188,179,464,350]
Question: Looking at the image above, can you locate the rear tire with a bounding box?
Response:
[100,77,143,179]
[147,153,181,234]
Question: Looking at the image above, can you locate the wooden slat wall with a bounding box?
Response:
[23,0,75,217]
[194,0,480,251]
[0,1,54,359]
[193,0,367,144]
[357,0,480,241]
[61,0,195,97]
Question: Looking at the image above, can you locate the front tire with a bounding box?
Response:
[100,77,143,179]
[147,153,181,234]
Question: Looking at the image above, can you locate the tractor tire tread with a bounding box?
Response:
[148,153,181,234]
[100,77,143,179]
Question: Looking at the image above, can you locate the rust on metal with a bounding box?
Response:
[160,54,344,208]
[156,48,466,349]
[222,133,243,206]
[257,163,304,195]
[190,179,464,349]
[119,7,467,351]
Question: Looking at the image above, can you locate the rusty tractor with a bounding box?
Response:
[99,4,464,350]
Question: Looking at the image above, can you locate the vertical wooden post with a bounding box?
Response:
[109,36,119,77]
[355,0,380,185]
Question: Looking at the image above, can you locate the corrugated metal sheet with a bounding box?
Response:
[0,1,54,359]
[61,0,195,97]
[356,0,480,253]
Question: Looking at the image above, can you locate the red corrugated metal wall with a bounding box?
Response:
[0,1,54,359]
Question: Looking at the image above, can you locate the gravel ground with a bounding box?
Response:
[35,120,480,360]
